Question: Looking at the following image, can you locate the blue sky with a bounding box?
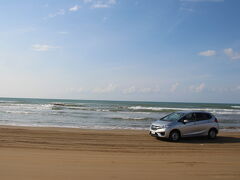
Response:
[0,0,240,103]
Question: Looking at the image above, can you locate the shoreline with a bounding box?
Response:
[0,125,240,180]
[0,124,149,131]
[0,124,240,133]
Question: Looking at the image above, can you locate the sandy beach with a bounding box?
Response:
[0,126,239,180]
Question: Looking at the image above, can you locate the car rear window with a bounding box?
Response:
[195,113,212,121]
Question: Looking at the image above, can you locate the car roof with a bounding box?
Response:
[175,110,211,114]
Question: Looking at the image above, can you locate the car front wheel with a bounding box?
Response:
[169,130,180,142]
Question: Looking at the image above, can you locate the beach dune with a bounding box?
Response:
[0,126,240,180]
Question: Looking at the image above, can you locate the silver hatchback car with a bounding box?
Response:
[149,111,219,141]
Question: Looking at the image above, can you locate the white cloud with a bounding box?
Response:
[108,0,116,4]
[179,7,194,12]
[198,50,216,56]
[68,84,162,95]
[123,86,161,94]
[91,0,117,8]
[92,84,117,93]
[139,88,154,93]
[189,83,205,93]
[92,3,109,8]
[170,82,179,93]
[32,44,60,51]
[48,9,65,18]
[69,5,81,12]
[224,48,240,60]
[195,83,205,92]
[224,48,233,56]
[139,86,161,93]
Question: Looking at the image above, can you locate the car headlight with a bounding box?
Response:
[151,124,170,130]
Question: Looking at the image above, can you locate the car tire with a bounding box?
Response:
[208,129,217,139]
[169,130,181,142]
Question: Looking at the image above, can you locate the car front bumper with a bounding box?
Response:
[149,128,170,138]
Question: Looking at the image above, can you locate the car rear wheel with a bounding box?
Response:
[208,129,217,139]
[169,130,180,142]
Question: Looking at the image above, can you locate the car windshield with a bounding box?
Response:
[160,112,185,122]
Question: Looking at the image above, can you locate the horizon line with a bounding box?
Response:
[0,96,239,105]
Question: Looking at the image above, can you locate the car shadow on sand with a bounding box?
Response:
[158,136,240,144]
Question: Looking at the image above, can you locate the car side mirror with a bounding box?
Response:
[183,119,189,124]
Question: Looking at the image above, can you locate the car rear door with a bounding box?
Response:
[194,113,212,135]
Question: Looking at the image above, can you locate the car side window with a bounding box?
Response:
[195,113,211,121]
[184,113,195,122]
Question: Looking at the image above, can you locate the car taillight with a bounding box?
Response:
[215,118,218,123]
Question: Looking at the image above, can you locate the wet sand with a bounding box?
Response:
[0,126,240,180]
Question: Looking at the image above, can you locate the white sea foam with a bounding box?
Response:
[0,100,20,104]
[5,110,33,114]
[128,106,203,111]
[215,111,240,115]
[232,106,240,109]
[40,104,54,108]
[96,109,110,112]
[110,116,154,121]
[128,106,240,114]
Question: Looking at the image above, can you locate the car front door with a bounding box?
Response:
[179,113,197,137]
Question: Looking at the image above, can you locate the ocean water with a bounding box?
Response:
[0,97,240,131]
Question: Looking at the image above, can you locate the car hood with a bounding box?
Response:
[152,120,173,126]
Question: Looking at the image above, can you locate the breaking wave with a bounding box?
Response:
[128,106,240,114]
